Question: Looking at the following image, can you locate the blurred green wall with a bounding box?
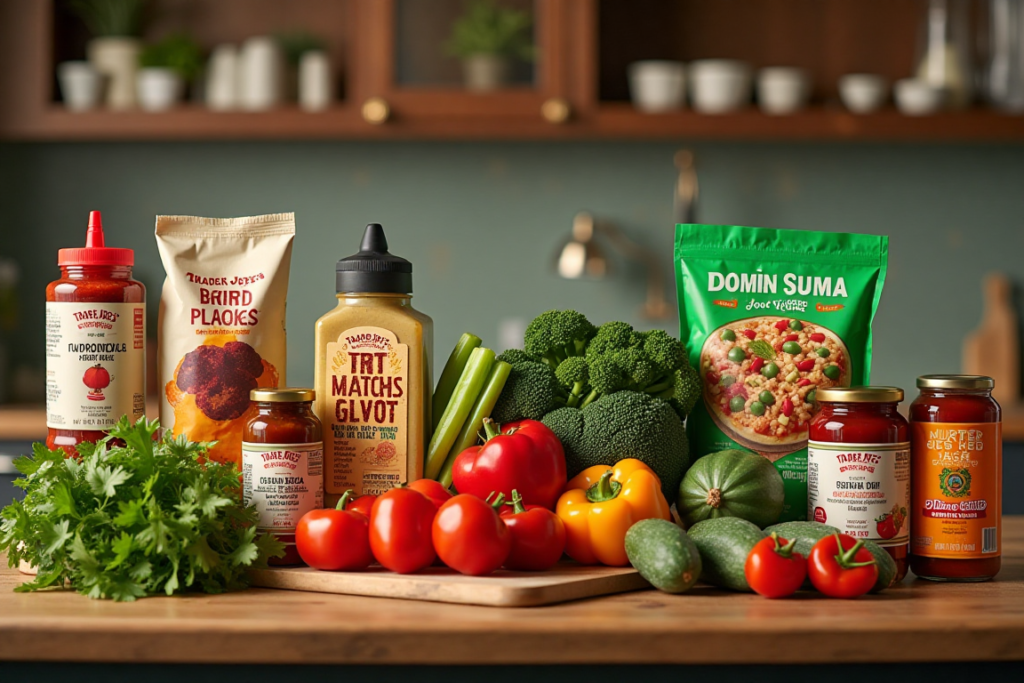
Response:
[1,141,1022,398]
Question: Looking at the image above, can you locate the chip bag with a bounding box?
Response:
[675,224,888,521]
[156,214,294,465]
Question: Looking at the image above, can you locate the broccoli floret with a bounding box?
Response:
[544,391,689,499]
[491,360,566,424]
[496,348,539,366]
[585,321,642,360]
[672,362,701,416]
[642,329,687,376]
[524,310,596,368]
[555,356,590,407]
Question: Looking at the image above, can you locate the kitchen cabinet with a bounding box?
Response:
[2,0,1023,141]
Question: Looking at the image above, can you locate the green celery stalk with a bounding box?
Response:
[424,346,494,480]
[432,333,483,431]
[437,360,512,489]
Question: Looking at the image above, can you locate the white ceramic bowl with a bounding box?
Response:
[894,78,944,116]
[757,67,809,115]
[838,74,888,114]
[689,60,752,114]
[136,67,182,112]
[628,60,686,113]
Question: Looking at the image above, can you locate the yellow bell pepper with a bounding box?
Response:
[555,458,672,566]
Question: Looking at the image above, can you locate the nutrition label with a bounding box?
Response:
[242,442,324,532]
[808,440,911,547]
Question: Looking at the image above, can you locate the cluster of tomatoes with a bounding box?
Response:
[295,419,569,576]
[744,532,879,599]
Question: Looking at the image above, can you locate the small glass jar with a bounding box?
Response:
[910,375,1001,582]
[242,388,324,566]
[808,387,910,583]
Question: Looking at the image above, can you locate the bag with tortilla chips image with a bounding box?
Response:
[675,224,888,521]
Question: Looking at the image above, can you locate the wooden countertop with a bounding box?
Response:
[0,518,1022,666]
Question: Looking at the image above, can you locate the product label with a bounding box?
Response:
[242,442,324,534]
[45,302,145,430]
[324,326,409,496]
[911,422,1001,559]
[808,440,910,547]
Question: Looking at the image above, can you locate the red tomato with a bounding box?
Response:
[369,487,437,573]
[432,493,511,576]
[808,533,878,599]
[875,513,897,540]
[452,419,566,510]
[744,533,807,598]
[295,490,373,571]
[406,478,453,512]
[347,494,376,519]
[499,489,566,571]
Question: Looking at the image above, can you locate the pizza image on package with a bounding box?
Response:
[675,223,888,522]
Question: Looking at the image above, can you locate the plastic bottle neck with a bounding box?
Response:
[60,265,134,280]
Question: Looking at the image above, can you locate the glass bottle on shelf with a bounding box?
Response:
[916,0,974,108]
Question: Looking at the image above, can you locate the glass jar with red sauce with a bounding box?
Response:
[808,387,910,583]
[46,211,145,455]
[242,388,324,565]
[910,375,1001,581]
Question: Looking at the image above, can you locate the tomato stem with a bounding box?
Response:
[490,492,506,510]
[832,532,877,569]
[770,532,797,559]
[336,489,354,511]
[508,489,527,515]
[482,418,501,442]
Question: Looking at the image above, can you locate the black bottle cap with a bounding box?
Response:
[336,223,413,294]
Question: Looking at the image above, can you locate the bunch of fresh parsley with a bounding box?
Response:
[0,417,283,601]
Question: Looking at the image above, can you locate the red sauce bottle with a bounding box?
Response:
[242,388,324,565]
[910,375,1001,581]
[46,211,145,455]
[808,386,910,583]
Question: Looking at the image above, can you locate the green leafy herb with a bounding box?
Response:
[0,417,284,601]
[748,339,776,361]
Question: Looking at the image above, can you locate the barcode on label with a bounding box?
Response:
[983,527,998,553]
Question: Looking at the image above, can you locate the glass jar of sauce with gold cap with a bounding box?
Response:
[242,388,324,566]
[808,386,911,583]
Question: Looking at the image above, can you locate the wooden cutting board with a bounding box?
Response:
[249,562,649,607]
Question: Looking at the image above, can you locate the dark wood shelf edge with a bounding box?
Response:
[2,105,1024,142]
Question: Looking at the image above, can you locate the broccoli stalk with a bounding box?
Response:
[555,356,590,408]
[524,310,596,368]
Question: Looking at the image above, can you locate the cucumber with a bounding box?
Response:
[763,520,840,557]
[625,519,702,594]
[687,517,765,592]
[763,521,898,592]
[677,449,785,529]
[863,540,899,593]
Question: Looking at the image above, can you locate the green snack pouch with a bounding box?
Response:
[674,224,888,522]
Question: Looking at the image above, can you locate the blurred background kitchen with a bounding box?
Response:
[1,0,1022,506]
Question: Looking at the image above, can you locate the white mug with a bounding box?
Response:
[299,51,334,112]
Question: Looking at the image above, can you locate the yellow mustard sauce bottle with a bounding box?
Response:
[315,224,433,505]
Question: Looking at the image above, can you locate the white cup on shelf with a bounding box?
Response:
[838,74,888,114]
[757,67,810,115]
[628,60,686,113]
[57,61,102,111]
[206,45,240,111]
[299,51,334,112]
[894,78,944,116]
[689,60,752,114]
[239,36,283,111]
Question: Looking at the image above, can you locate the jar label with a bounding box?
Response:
[324,326,409,496]
[45,302,145,430]
[807,440,911,547]
[911,422,1001,559]
[242,441,324,534]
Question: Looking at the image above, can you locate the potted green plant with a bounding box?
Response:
[137,34,203,111]
[445,0,534,92]
[69,0,149,109]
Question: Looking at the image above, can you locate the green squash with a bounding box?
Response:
[625,519,702,594]
[677,449,785,529]
[687,516,765,592]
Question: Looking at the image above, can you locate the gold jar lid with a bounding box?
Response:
[250,388,315,402]
[917,374,994,390]
[815,386,904,403]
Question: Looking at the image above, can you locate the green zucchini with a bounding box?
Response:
[763,521,898,592]
[677,449,785,528]
[687,516,765,592]
[625,519,702,594]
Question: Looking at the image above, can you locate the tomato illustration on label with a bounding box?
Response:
[875,504,906,540]
[83,364,112,401]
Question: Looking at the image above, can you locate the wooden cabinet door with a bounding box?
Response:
[349,0,594,130]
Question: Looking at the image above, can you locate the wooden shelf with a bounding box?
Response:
[1,518,1022,665]
[3,104,1023,142]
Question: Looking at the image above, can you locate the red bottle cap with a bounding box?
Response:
[58,211,134,267]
